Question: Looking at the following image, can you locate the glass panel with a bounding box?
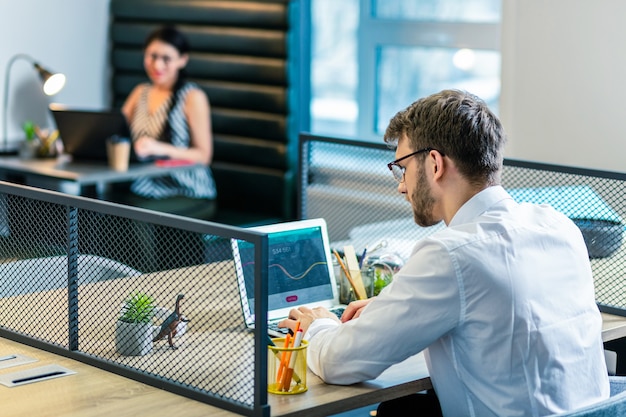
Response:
[376,46,500,134]
[310,0,359,137]
[373,0,501,23]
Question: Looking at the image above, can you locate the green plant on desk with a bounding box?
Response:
[116,291,156,356]
[23,121,37,142]
[18,121,40,159]
[372,268,393,296]
[119,291,155,324]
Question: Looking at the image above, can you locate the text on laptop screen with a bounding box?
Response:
[237,226,334,313]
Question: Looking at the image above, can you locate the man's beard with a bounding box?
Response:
[411,169,438,227]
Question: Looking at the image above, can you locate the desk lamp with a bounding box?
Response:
[2,53,66,154]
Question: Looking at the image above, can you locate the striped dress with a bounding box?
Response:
[129,81,217,200]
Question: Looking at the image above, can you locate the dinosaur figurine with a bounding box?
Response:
[153,294,188,349]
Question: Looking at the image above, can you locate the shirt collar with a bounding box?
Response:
[448,185,512,227]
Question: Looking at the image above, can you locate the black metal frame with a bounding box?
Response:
[298,132,626,317]
[0,181,271,417]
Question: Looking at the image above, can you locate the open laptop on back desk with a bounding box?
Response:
[50,107,159,163]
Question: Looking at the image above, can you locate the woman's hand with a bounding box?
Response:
[134,135,166,158]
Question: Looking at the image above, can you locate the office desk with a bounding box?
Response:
[602,312,626,342]
[4,311,624,417]
[0,260,431,417]
[0,336,430,417]
[0,155,198,198]
[1,255,623,417]
[0,336,238,417]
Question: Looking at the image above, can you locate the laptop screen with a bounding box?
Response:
[232,218,339,326]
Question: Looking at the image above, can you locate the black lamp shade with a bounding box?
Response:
[34,63,66,96]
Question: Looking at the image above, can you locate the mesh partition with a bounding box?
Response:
[0,184,270,417]
[299,134,626,315]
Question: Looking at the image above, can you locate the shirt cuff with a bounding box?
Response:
[304,317,340,341]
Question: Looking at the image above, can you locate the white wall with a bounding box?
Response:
[500,0,626,173]
[0,0,110,150]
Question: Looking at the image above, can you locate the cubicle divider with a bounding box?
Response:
[298,133,626,316]
[0,181,271,417]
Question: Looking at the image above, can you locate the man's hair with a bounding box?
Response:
[384,89,506,186]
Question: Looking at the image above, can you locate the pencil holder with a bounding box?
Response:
[268,338,308,394]
[338,266,374,304]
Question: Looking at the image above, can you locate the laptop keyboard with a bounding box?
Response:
[267,307,346,337]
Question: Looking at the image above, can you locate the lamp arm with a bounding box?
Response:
[3,53,37,152]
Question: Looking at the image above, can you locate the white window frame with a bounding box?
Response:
[357,1,501,141]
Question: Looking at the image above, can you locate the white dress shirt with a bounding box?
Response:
[306,186,609,416]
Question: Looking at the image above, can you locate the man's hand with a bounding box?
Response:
[340,298,374,322]
[278,306,340,335]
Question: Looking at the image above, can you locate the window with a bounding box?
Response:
[308,0,502,141]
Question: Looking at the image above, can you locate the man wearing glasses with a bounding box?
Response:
[279,89,609,416]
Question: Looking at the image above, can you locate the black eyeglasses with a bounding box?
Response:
[387,147,438,183]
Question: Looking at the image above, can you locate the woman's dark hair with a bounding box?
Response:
[144,25,190,143]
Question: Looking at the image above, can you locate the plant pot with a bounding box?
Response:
[18,139,39,159]
[115,320,153,356]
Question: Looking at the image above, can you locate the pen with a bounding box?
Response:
[277,320,300,383]
[276,333,292,384]
[0,355,16,362]
[333,249,363,299]
[358,246,368,269]
[281,328,304,391]
[268,334,302,385]
[342,246,368,300]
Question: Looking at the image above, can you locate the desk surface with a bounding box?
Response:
[0,261,431,417]
[0,255,623,417]
[0,336,430,417]
[602,312,626,342]
[2,312,624,417]
[0,155,198,186]
[0,337,237,417]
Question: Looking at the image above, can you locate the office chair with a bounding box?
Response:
[552,376,626,416]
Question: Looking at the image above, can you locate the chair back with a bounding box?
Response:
[553,376,626,416]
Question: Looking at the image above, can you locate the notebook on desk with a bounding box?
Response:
[232,218,346,337]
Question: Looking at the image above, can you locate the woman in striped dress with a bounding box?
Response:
[118,25,217,220]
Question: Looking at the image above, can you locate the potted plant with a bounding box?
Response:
[115,291,155,356]
[18,121,40,159]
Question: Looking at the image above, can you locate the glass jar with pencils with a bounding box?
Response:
[337,252,404,303]
[337,261,374,304]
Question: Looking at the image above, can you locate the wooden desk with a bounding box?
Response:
[0,337,238,417]
[1,258,623,417]
[0,336,429,417]
[602,312,626,342]
[0,260,431,417]
[5,309,622,417]
[0,155,198,198]
[4,311,622,417]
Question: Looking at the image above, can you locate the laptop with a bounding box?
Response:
[50,106,133,162]
[232,218,346,337]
